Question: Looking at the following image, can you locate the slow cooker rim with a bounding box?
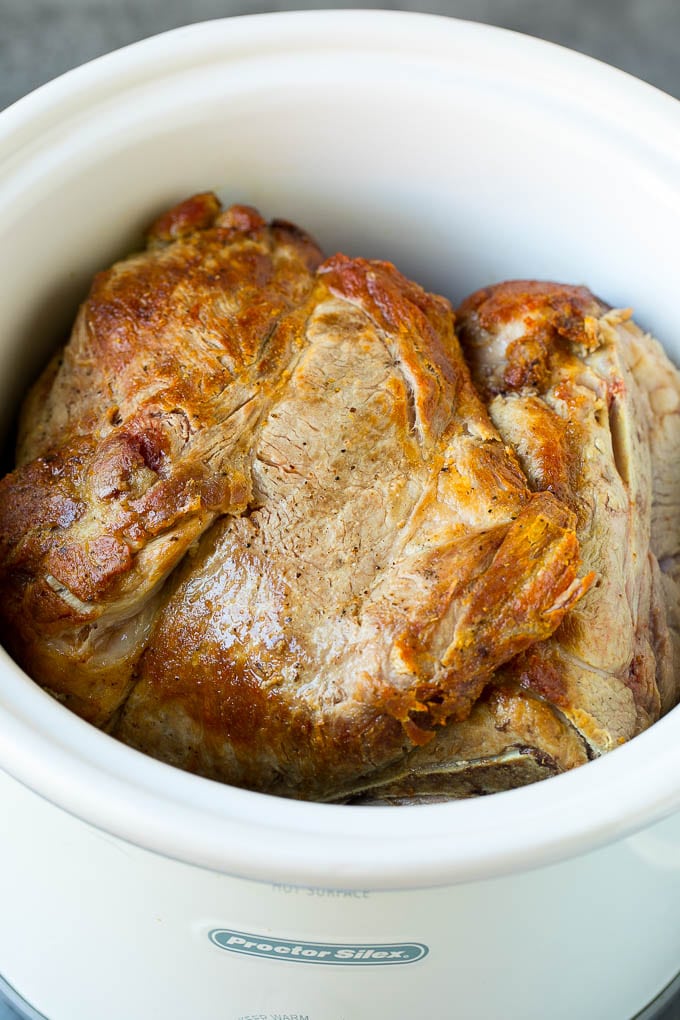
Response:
[1,10,680,890]
[2,647,680,889]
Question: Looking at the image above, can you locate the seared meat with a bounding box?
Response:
[1,195,324,726]
[0,197,590,801]
[356,281,680,803]
[458,282,680,740]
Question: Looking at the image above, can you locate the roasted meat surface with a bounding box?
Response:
[355,282,680,803]
[4,197,678,803]
[0,194,597,801]
[460,283,680,735]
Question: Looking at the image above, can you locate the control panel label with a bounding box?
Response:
[209,929,428,966]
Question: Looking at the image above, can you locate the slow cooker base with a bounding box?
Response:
[3,968,680,1020]
[0,975,46,1020]
[635,970,680,1019]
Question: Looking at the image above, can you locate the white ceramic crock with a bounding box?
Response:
[1,12,680,1020]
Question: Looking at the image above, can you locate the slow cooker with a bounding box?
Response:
[1,12,680,1019]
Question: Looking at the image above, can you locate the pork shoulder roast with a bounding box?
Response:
[0,193,677,801]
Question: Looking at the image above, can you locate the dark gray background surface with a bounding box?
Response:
[1,1,679,1018]
[2,0,680,111]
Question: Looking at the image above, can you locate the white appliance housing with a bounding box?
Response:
[1,13,680,1019]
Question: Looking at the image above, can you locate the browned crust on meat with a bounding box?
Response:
[459,280,604,395]
[0,209,593,797]
[0,195,324,724]
[113,257,591,798]
[456,279,680,759]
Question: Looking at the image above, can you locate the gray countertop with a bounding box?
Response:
[1,0,680,112]
[1,2,679,1018]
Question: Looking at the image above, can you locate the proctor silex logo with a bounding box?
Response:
[209,930,429,966]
